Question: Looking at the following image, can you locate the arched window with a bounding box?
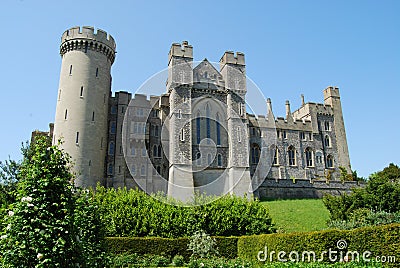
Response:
[288,146,296,166]
[196,112,201,144]
[316,151,323,164]
[216,113,221,146]
[109,142,115,155]
[217,154,222,167]
[327,155,334,168]
[107,163,113,175]
[324,121,330,131]
[157,145,162,157]
[131,165,136,176]
[324,135,331,147]
[305,147,314,167]
[140,165,146,176]
[251,144,260,164]
[153,145,157,157]
[273,147,279,166]
[131,146,136,156]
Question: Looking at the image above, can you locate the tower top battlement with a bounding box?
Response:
[168,41,193,61]
[60,26,116,63]
[220,51,245,66]
[61,26,116,51]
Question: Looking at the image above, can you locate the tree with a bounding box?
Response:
[324,163,400,222]
[0,137,78,266]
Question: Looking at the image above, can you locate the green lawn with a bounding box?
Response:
[261,199,330,233]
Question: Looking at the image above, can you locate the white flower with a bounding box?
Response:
[27,203,34,207]
[21,196,33,202]
[0,235,7,240]
[200,263,204,267]
[37,253,44,260]
[6,224,11,230]
[8,211,14,217]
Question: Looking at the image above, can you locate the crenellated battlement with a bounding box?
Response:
[168,41,193,61]
[220,51,245,66]
[60,26,116,63]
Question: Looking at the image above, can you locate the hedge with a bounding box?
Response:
[237,223,400,264]
[105,224,399,265]
[105,236,238,260]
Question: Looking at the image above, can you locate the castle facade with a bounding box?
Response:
[51,26,351,199]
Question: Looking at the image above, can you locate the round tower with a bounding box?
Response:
[53,26,116,187]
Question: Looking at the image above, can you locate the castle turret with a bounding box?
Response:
[53,26,116,187]
[167,41,194,201]
[324,86,351,172]
[220,51,251,197]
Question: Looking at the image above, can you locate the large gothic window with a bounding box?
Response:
[305,147,314,167]
[288,146,296,166]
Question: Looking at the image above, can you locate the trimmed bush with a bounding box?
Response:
[94,186,274,238]
[105,236,238,260]
[237,224,400,264]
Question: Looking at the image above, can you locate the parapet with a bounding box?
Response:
[168,41,193,61]
[220,51,245,66]
[324,86,341,100]
[61,26,116,50]
[60,26,116,63]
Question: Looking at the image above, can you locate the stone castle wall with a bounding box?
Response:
[255,178,365,199]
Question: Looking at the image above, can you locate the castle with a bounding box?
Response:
[47,26,353,200]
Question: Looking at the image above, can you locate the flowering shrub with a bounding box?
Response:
[188,230,219,259]
[0,137,108,267]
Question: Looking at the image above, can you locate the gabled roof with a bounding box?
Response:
[193,58,224,83]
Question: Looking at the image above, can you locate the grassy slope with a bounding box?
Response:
[261,199,330,233]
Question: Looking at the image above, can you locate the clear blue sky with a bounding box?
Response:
[0,0,399,178]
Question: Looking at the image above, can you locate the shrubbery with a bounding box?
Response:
[0,137,108,267]
[94,186,275,238]
[323,163,400,222]
[237,223,399,265]
[328,209,400,230]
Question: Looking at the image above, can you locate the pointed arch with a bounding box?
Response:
[288,145,296,166]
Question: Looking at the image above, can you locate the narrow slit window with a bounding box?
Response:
[64,109,68,120]
[178,109,182,119]
[69,65,73,75]
[100,137,103,149]
[92,111,95,121]
[80,86,84,97]
[237,126,241,142]
[180,128,185,142]
[58,89,61,101]
[96,68,99,77]
[75,132,79,144]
